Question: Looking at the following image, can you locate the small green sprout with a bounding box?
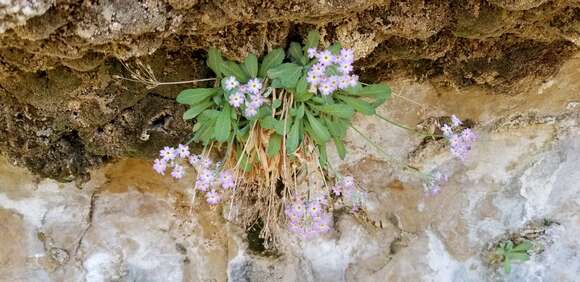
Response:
[494,240,533,273]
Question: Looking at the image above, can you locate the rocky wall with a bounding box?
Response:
[0,0,579,180]
[1,53,580,281]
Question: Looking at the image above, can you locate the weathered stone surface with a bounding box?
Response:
[1,55,580,281]
[0,0,579,179]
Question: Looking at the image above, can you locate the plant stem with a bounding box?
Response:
[155,78,217,85]
[350,125,420,173]
[374,113,443,139]
[113,75,216,87]
[374,113,416,131]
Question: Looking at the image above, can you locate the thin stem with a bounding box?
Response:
[326,160,341,179]
[350,125,420,173]
[375,113,416,131]
[113,75,216,87]
[155,78,217,85]
[374,113,443,139]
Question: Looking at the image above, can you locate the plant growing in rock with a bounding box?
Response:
[119,30,478,242]
[492,240,533,273]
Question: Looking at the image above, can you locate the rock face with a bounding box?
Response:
[2,54,580,281]
[0,0,579,180]
[1,0,580,281]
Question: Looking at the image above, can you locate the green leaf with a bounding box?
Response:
[236,122,251,142]
[272,99,282,109]
[214,105,231,142]
[359,84,392,99]
[256,107,272,119]
[294,76,313,102]
[318,104,354,119]
[328,42,342,54]
[337,95,375,115]
[334,138,346,160]
[221,61,249,82]
[270,79,283,89]
[318,144,327,166]
[267,63,303,88]
[295,104,305,120]
[198,109,219,122]
[286,118,301,154]
[207,48,223,77]
[503,258,511,273]
[259,48,285,77]
[507,253,530,262]
[212,94,223,105]
[260,116,278,129]
[176,88,217,105]
[306,111,331,143]
[274,118,287,135]
[344,82,363,95]
[267,134,282,157]
[304,30,320,51]
[183,100,213,120]
[512,241,533,252]
[505,241,514,251]
[289,42,304,64]
[198,117,217,144]
[243,54,258,78]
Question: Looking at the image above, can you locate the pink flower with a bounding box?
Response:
[197,168,214,184]
[307,48,318,59]
[318,81,334,96]
[171,164,185,179]
[223,76,240,91]
[338,48,354,64]
[307,202,322,217]
[195,179,209,191]
[309,63,326,75]
[248,94,265,108]
[451,115,462,127]
[441,124,453,138]
[159,146,176,161]
[205,190,221,205]
[316,50,335,66]
[219,170,235,189]
[153,159,167,175]
[307,71,322,86]
[200,157,212,168]
[285,196,332,238]
[450,128,477,161]
[348,75,359,87]
[246,78,262,95]
[338,62,353,74]
[188,154,201,166]
[176,144,190,159]
[244,105,258,118]
[228,92,245,108]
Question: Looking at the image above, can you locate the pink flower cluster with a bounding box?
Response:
[285,195,332,239]
[331,176,366,211]
[441,115,477,161]
[153,144,191,179]
[306,47,359,96]
[189,156,235,205]
[224,76,266,118]
[153,144,236,205]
